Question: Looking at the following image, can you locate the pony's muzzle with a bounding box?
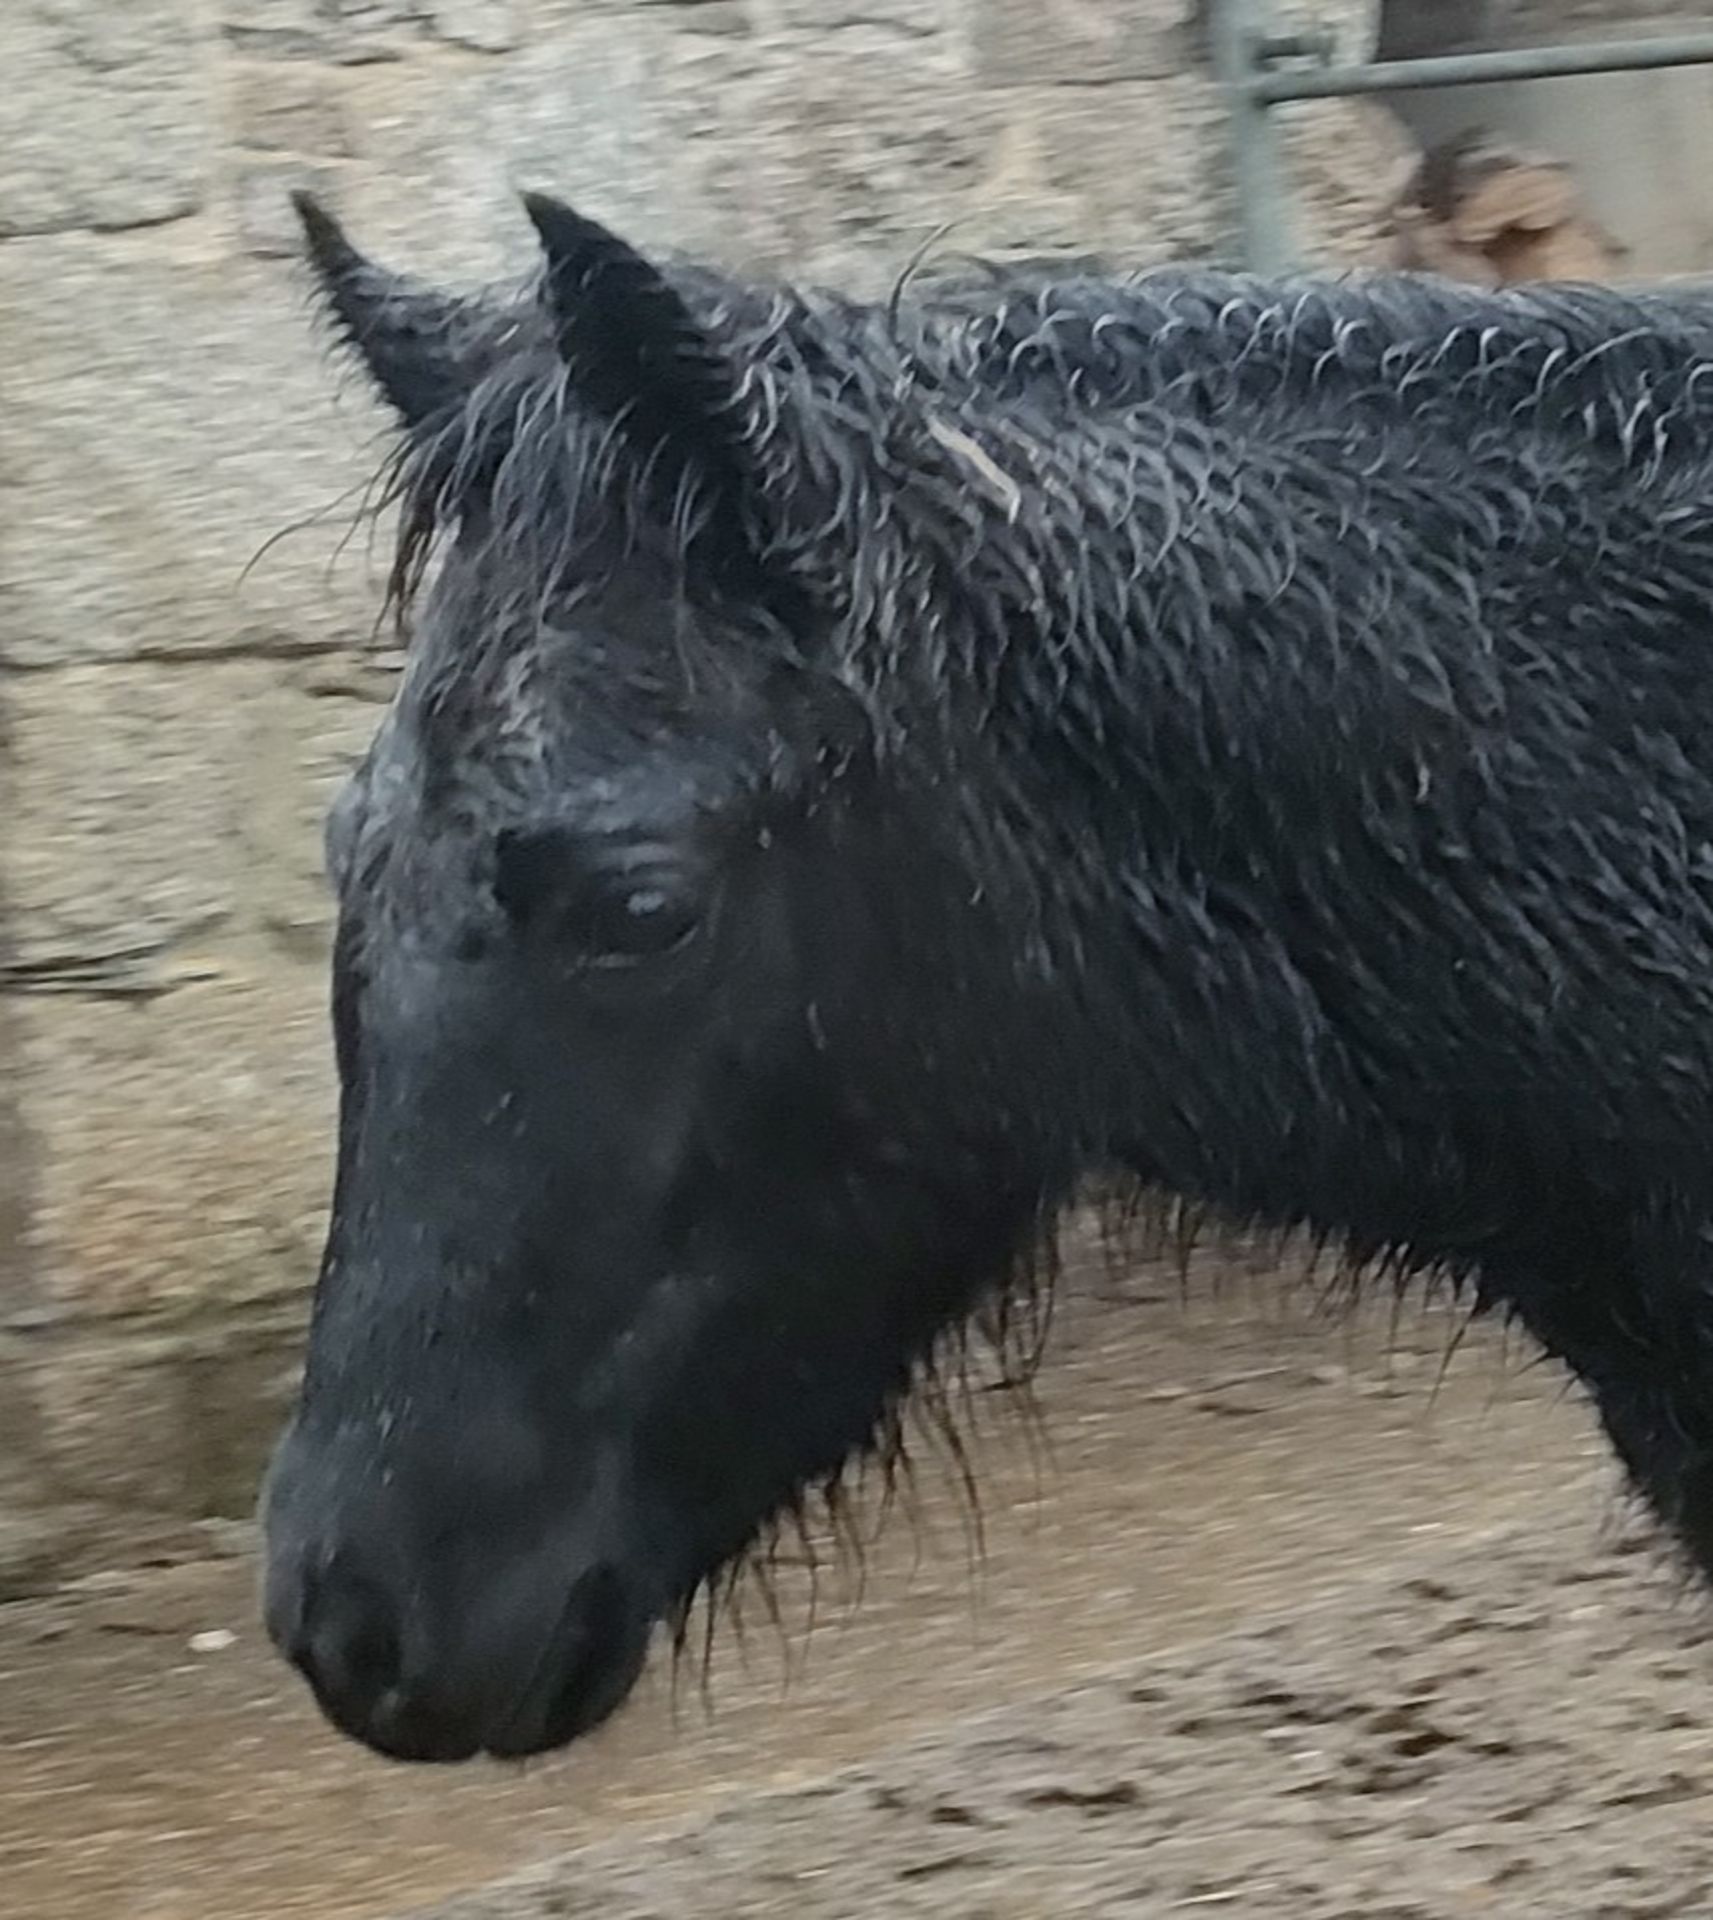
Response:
[260,1424,653,1763]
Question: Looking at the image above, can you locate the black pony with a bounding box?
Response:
[262,190,1713,1763]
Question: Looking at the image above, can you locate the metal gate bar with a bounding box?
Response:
[1214,0,1713,273]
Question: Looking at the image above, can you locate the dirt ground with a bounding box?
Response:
[422,1522,1713,1920]
[4,1239,1699,1920]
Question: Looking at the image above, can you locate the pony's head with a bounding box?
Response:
[261,196,1069,1762]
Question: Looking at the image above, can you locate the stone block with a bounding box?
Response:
[0,1,209,237]
[1002,77,1231,265]
[0,1503,79,1600]
[15,968,337,1321]
[16,1315,304,1524]
[0,237,387,667]
[221,0,329,60]
[229,63,353,155]
[0,1332,49,1503]
[2,662,258,986]
[339,16,755,278]
[222,0,517,61]
[28,1333,194,1508]
[684,33,1008,293]
[179,1324,306,1518]
[237,654,395,956]
[222,0,404,63]
[626,0,751,33]
[757,0,958,39]
[970,0,1193,89]
[0,970,41,1327]
[332,55,529,281]
[429,0,518,51]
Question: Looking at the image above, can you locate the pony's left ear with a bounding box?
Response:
[293,192,470,429]
[521,193,765,564]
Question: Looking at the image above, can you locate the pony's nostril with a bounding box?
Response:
[482,1562,650,1758]
[295,1563,406,1721]
[278,1554,485,1762]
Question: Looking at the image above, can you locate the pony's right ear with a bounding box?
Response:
[292,193,467,429]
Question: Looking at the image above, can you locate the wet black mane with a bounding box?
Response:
[376,255,1713,710]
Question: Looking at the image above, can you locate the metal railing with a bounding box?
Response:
[1213,1,1713,274]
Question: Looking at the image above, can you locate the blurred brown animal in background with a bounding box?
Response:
[1391,128,1626,285]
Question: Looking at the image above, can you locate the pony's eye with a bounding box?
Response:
[578,884,700,967]
[493,829,701,967]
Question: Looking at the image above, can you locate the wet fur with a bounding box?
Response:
[312,220,1713,1646]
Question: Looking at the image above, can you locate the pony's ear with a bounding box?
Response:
[292,192,468,428]
[521,192,753,521]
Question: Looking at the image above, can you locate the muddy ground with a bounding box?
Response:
[5,1239,1705,1920]
[425,1525,1713,1920]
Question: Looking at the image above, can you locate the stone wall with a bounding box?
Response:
[0,0,1411,1579]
